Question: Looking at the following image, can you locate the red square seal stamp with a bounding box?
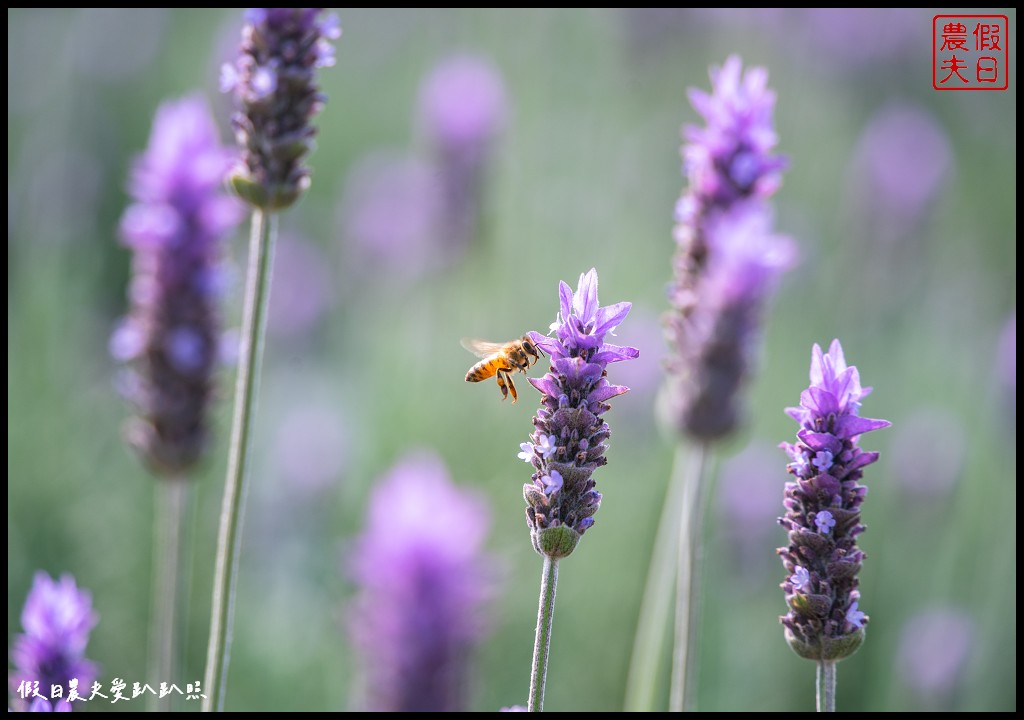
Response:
[933,14,1009,90]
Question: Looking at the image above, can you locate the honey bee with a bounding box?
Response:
[462,336,544,403]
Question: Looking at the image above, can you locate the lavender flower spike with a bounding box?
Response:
[666,54,793,440]
[112,96,243,475]
[221,8,341,210]
[778,340,890,661]
[523,268,639,558]
[9,572,98,712]
[349,451,492,712]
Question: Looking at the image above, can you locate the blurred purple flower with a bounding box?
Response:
[267,234,335,342]
[778,340,890,661]
[9,573,98,712]
[666,55,794,441]
[522,268,638,558]
[850,103,952,234]
[27,697,73,712]
[418,54,506,159]
[221,8,340,209]
[888,407,965,499]
[417,54,507,259]
[898,608,974,701]
[679,55,786,215]
[112,95,242,476]
[339,152,444,279]
[348,451,492,712]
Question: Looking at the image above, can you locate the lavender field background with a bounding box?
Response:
[7,8,1016,712]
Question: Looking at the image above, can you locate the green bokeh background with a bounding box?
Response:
[7,8,1016,712]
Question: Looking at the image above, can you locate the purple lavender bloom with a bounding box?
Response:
[348,451,492,712]
[680,56,786,212]
[27,697,72,712]
[521,269,639,558]
[416,54,507,260]
[112,96,243,475]
[778,340,890,661]
[9,573,98,712]
[221,8,340,210]
[666,56,794,441]
[418,54,506,156]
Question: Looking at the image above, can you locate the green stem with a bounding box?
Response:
[202,208,278,712]
[528,556,559,712]
[148,479,190,712]
[670,442,711,712]
[817,659,837,712]
[623,454,688,711]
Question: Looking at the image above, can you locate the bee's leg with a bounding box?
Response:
[507,374,518,403]
[496,371,509,401]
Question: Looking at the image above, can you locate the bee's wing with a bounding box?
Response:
[461,338,508,358]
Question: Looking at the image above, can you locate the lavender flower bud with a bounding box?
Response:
[221,8,340,210]
[348,451,493,712]
[9,573,98,712]
[666,55,793,441]
[112,96,243,476]
[778,340,890,661]
[522,269,639,558]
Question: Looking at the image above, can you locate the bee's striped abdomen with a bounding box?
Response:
[466,358,499,382]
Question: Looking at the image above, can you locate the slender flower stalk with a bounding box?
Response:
[111,95,242,710]
[627,55,794,712]
[204,8,338,712]
[778,340,890,711]
[348,451,492,712]
[9,573,98,712]
[521,268,639,710]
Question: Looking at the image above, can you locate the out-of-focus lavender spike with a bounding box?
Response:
[348,451,493,712]
[113,95,243,476]
[9,573,98,712]
[665,55,794,441]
